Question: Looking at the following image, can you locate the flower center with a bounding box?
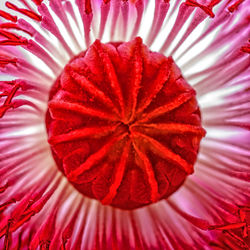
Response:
[46,37,206,210]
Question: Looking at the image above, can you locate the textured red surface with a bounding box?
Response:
[46,37,206,209]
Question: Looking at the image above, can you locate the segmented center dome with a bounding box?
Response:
[46,37,206,210]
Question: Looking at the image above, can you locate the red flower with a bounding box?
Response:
[0,0,249,249]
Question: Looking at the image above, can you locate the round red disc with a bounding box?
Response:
[46,37,206,210]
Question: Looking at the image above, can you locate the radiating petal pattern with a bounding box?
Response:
[0,0,249,249]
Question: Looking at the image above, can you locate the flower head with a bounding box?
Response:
[0,0,249,249]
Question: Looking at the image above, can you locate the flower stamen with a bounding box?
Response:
[228,0,245,12]
[0,82,20,118]
[5,2,42,22]
[0,10,17,22]
[185,0,215,18]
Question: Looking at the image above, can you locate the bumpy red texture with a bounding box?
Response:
[46,37,206,209]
